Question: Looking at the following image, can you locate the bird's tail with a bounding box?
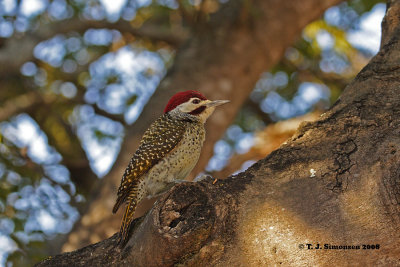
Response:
[118,195,138,248]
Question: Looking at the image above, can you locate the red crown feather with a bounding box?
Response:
[164,90,207,113]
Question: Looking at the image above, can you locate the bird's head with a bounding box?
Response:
[164,90,229,123]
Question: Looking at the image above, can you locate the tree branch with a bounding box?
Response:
[176,0,196,25]
[62,0,343,253]
[38,18,188,46]
[36,1,400,264]
[0,91,55,121]
[212,112,320,179]
[0,17,188,77]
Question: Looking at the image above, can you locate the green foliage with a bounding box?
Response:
[125,94,138,107]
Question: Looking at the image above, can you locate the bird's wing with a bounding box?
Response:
[113,114,189,213]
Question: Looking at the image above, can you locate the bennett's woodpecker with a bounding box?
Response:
[113,90,229,247]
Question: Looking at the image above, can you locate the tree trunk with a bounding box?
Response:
[62,0,342,251]
[36,0,400,265]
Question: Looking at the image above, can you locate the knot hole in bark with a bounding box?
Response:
[159,183,215,236]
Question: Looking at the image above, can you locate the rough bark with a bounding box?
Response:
[62,0,342,251]
[36,0,400,265]
[213,112,321,179]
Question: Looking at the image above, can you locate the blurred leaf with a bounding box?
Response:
[93,129,117,141]
[126,94,138,107]
[106,74,120,85]
[78,72,90,86]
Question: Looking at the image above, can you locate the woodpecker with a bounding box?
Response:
[113,90,229,247]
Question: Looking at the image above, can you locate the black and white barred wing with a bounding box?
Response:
[112,114,188,213]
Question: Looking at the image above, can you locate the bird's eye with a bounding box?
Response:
[192,99,200,104]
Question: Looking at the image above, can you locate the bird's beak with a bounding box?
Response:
[206,100,230,107]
